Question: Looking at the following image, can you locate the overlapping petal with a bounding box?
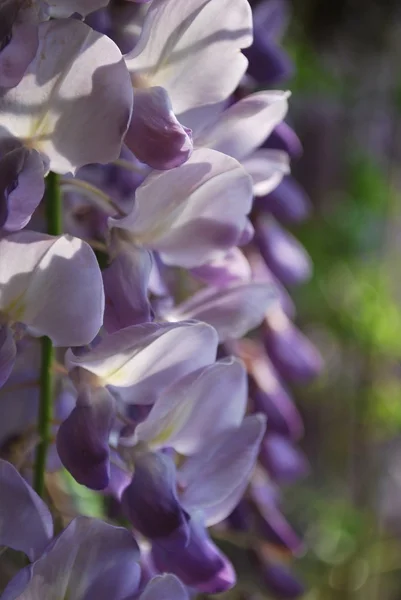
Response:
[0,19,133,174]
[168,282,277,341]
[133,358,248,454]
[65,321,218,404]
[110,148,253,268]
[125,0,252,133]
[179,414,266,525]
[196,91,289,161]
[2,517,141,600]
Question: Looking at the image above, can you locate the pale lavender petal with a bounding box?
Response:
[125,0,252,134]
[0,19,133,175]
[125,86,193,170]
[138,575,189,600]
[179,415,266,526]
[0,324,16,389]
[152,517,235,594]
[169,282,277,342]
[65,321,218,405]
[0,231,104,346]
[121,451,190,544]
[57,386,116,490]
[241,148,290,197]
[110,148,253,269]
[134,358,247,454]
[0,459,53,561]
[196,91,289,161]
[103,244,152,333]
[190,248,251,287]
[2,516,141,600]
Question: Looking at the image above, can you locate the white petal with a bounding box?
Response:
[196,91,289,161]
[0,19,133,175]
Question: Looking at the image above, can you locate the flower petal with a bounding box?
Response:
[168,282,277,342]
[189,248,251,287]
[139,574,189,600]
[0,144,45,232]
[121,451,190,544]
[0,19,133,174]
[0,459,53,561]
[0,230,104,346]
[179,414,266,526]
[110,148,253,268]
[241,148,290,197]
[134,357,247,454]
[2,516,141,600]
[152,516,235,594]
[125,86,193,170]
[56,385,116,490]
[255,217,312,286]
[0,2,38,89]
[264,308,323,382]
[196,91,289,161]
[65,321,218,404]
[125,0,252,133]
[103,244,152,334]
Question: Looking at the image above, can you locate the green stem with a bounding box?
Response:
[33,172,62,497]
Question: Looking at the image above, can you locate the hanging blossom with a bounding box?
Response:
[0,0,318,598]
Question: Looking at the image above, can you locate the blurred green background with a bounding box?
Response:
[277,1,401,597]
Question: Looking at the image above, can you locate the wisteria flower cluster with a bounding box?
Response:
[0,0,321,598]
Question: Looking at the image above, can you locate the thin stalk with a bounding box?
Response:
[33,172,62,497]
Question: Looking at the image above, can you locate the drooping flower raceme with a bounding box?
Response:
[0,1,316,599]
